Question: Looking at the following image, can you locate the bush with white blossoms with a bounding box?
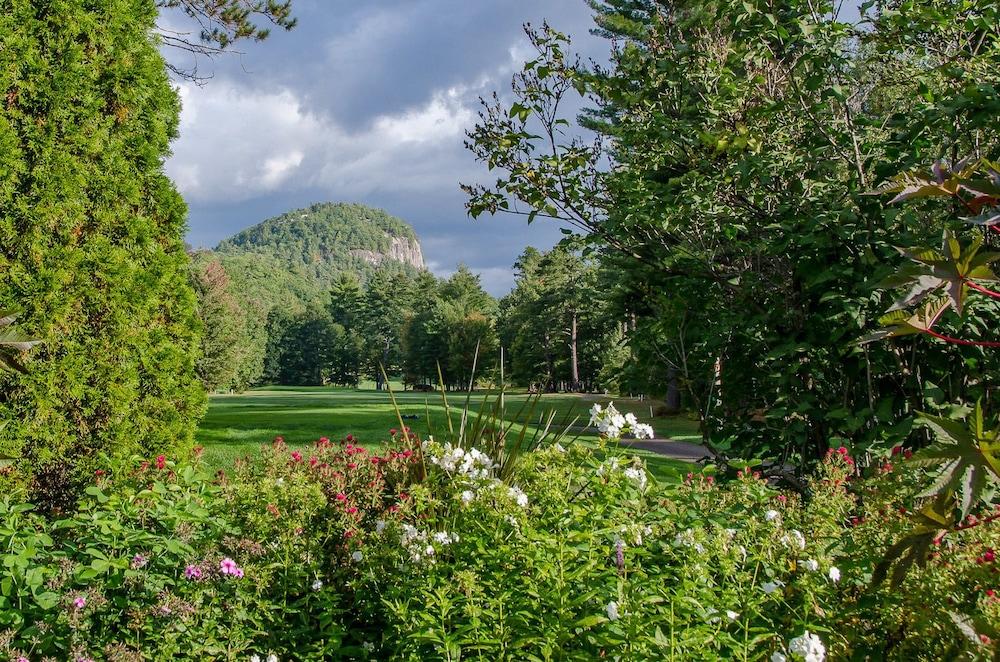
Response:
[3,427,998,660]
[588,402,655,440]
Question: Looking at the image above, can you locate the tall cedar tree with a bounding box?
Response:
[0,0,205,507]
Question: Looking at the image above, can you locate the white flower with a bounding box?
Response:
[761,580,784,595]
[828,566,841,582]
[625,412,638,426]
[588,403,603,426]
[250,656,261,662]
[460,490,475,504]
[275,478,284,487]
[351,551,363,563]
[424,545,435,557]
[311,579,323,591]
[764,510,780,522]
[632,423,655,439]
[266,655,279,662]
[375,519,386,534]
[362,642,375,652]
[673,529,696,548]
[788,630,826,662]
[783,530,806,551]
[605,600,620,621]
[623,466,648,490]
[771,652,787,662]
[553,443,566,453]
[726,610,739,621]
[508,485,529,507]
[802,559,819,572]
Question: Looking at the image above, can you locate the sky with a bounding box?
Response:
[161,0,611,295]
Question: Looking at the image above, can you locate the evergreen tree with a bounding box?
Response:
[190,255,244,392]
[359,270,412,389]
[0,0,204,504]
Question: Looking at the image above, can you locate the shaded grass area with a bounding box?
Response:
[197,387,701,482]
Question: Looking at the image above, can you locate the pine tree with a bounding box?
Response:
[0,0,205,505]
[190,255,245,392]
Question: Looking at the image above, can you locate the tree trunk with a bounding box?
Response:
[570,311,579,391]
[664,366,681,413]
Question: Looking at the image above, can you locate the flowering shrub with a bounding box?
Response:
[588,402,654,439]
[0,432,996,660]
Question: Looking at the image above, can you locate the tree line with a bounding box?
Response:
[190,244,636,394]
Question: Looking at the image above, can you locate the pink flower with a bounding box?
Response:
[985,549,996,563]
[389,428,398,436]
[131,553,148,569]
[346,506,358,514]
[155,455,166,470]
[15,656,28,662]
[219,557,243,578]
[336,493,347,501]
[184,564,202,580]
[73,596,87,609]
[891,445,902,456]
[291,451,303,462]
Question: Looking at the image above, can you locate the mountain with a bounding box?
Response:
[190,203,430,390]
[216,202,425,291]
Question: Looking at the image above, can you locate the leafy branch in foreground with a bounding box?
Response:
[866,159,1000,589]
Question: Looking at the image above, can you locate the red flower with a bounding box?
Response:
[94,469,105,477]
[348,462,357,469]
[389,428,398,436]
[903,449,913,460]
[155,455,166,470]
[985,550,996,563]
[291,451,303,463]
[891,445,902,456]
[346,506,358,514]
[371,456,380,465]
[336,493,347,501]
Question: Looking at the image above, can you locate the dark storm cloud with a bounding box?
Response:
[164,1,609,295]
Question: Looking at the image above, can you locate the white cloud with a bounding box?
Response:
[167,78,481,203]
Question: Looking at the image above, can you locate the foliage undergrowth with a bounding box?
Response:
[0,431,997,660]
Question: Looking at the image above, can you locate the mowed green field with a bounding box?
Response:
[196,386,702,481]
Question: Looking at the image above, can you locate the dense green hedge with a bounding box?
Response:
[0,0,204,507]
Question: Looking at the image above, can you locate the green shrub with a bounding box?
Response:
[0,435,997,660]
[0,0,204,508]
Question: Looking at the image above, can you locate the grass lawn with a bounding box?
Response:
[197,386,702,482]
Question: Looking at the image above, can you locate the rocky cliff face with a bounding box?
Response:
[349,235,424,270]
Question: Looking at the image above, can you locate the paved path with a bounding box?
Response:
[620,438,714,462]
